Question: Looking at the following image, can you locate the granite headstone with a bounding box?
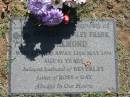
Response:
[9,17,118,95]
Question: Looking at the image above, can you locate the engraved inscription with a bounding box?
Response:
[9,18,117,94]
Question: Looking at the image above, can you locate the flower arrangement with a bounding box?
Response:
[28,0,86,26]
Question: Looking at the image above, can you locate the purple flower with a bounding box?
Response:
[28,0,52,15]
[42,9,64,26]
[28,0,64,26]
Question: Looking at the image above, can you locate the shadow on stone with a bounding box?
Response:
[19,10,78,61]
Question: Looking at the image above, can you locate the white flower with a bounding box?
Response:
[62,0,86,4]
[74,0,86,4]
[62,0,71,2]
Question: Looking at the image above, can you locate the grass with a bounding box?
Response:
[117,41,130,93]
[0,19,9,37]
[0,0,130,97]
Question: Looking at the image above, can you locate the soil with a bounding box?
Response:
[0,0,130,96]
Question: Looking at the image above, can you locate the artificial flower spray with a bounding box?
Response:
[28,0,86,26]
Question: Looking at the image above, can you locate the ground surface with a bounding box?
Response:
[0,0,130,97]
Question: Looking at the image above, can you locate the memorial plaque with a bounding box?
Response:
[9,17,118,95]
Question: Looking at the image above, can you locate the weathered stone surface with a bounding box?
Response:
[9,17,118,95]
